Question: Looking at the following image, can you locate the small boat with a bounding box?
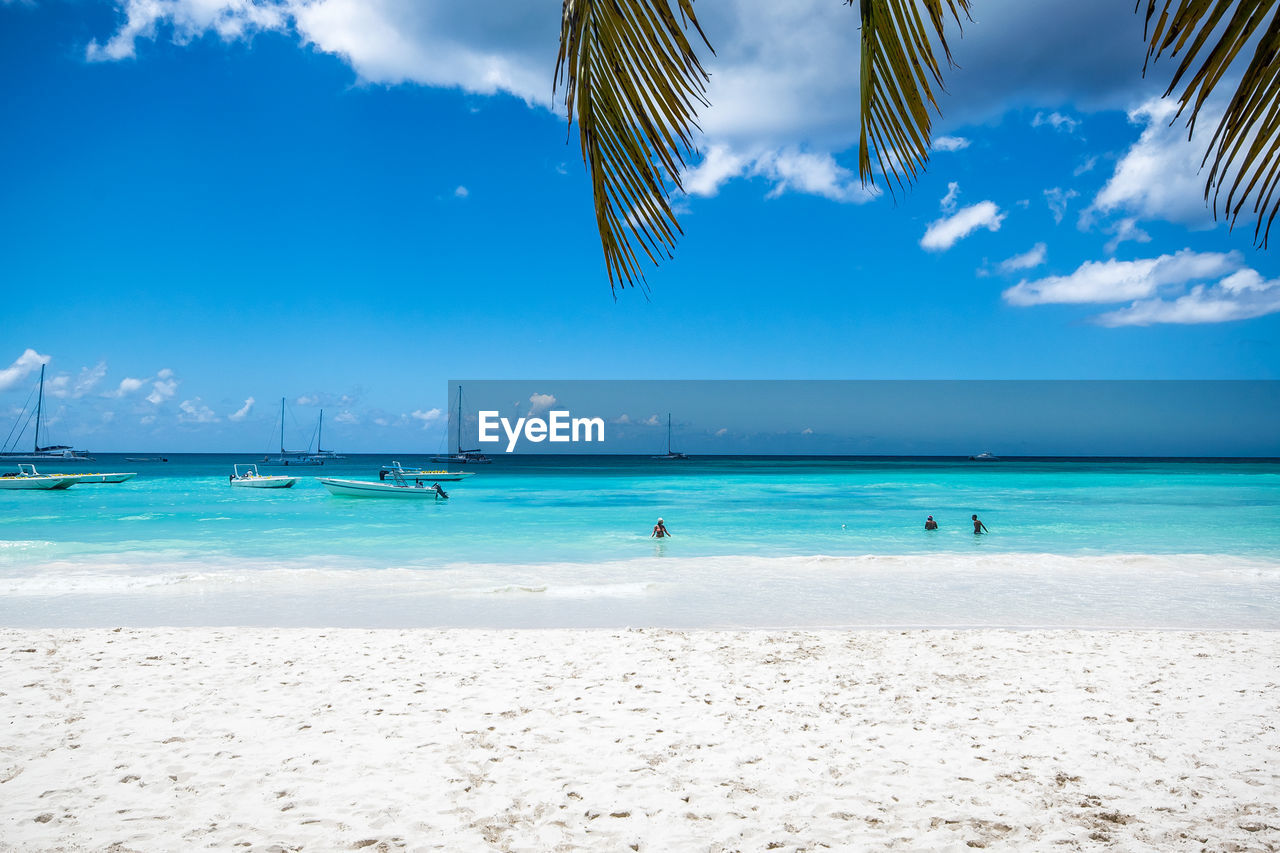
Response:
[125,457,168,463]
[968,452,1000,462]
[379,461,474,482]
[0,464,77,490]
[61,472,137,484]
[230,464,297,489]
[319,470,449,499]
[430,385,493,464]
[652,413,690,460]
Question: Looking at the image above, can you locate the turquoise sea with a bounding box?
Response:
[2,455,1278,629]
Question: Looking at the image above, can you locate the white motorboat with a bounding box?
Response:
[0,464,77,490]
[379,461,474,482]
[230,464,297,489]
[319,470,449,499]
[968,451,1000,461]
[652,413,690,460]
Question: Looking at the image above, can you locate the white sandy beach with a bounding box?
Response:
[2,629,1277,852]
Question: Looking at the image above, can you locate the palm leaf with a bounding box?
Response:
[555,0,712,293]
[855,0,972,192]
[1140,0,1280,246]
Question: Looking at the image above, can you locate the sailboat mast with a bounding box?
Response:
[318,410,324,452]
[667,413,672,455]
[279,397,286,454]
[33,364,45,452]
[456,385,463,454]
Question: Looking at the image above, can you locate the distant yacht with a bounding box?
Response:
[261,397,324,466]
[309,410,345,461]
[968,451,1000,461]
[0,365,94,463]
[431,385,492,464]
[652,413,689,460]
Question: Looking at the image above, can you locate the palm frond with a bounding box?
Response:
[555,0,712,293]
[1140,0,1280,247]
[854,0,972,192]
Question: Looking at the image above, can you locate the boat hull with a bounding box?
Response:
[63,472,138,484]
[319,478,446,499]
[0,476,77,490]
[231,477,297,489]
[380,466,474,482]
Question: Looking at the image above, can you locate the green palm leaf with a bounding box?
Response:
[855,0,971,191]
[1140,0,1280,246]
[555,0,713,293]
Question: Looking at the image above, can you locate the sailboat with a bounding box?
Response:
[0,365,94,463]
[430,385,492,464]
[652,413,689,460]
[261,398,324,466]
[309,410,345,461]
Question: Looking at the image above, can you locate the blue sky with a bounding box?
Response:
[2,0,1278,452]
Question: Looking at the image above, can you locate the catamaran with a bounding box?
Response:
[0,365,94,463]
[261,398,324,466]
[378,461,474,482]
[652,413,689,460]
[431,385,492,464]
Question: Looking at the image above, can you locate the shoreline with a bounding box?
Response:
[3,627,1277,851]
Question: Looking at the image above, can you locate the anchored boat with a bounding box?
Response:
[379,461,473,482]
[319,470,449,499]
[0,464,77,490]
[230,464,297,489]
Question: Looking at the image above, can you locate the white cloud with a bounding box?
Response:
[933,135,971,152]
[148,371,178,405]
[454,185,469,198]
[1031,111,1080,133]
[411,408,442,428]
[108,377,148,398]
[1044,187,1078,224]
[228,396,255,421]
[1073,155,1098,177]
[683,145,878,204]
[642,414,661,427]
[59,363,108,398]
[527,393,556,415]
[939,181,961,214]
[297,394,319,406]
[0,349,49,392]
[334,410,358,424]
[178,397,218,423]
[1086,98,1220,230]
[715,427,728,437]
[1002,249,1242,306]
[920,201,1005,251]
[1104,217,1152,254]
[998,242,1047,273]
[1095,268,1280,326]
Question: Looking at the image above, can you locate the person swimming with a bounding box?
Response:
[972,514,988,534]
[651,518,671,538]
[925,515,938,530]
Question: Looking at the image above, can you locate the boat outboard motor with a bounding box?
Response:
[379,469,388,481]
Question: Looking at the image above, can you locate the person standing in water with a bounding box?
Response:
[924,515,938,530]
[651,518,671,538]
[972,514,988,534]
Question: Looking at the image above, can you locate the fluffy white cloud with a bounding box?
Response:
[108,377,148,398]
[228,396,255,421]
[147,369,178,405]
[0,349,49,392]
[178,397,219,423]
[933,136,971,152]
[334,410,358,424]
[1104,217,1152,254]
[920,201,1005,251]
[454,185,469,198]
[527,393,556,415]
[683,145,877,204]
[1044,187,1078,224]
[939,181,961,214]
[1031,111,1080,133]
[1095,269,1280,326]
[296,394,319,406]
[411,407,442,428]
[998,242,1047,273]
[1002,249,1242,306]
[51,362,109,399]
[1086,98,1219,230]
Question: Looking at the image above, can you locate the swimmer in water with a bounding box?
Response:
[925,515,938,530]
[972,514,988,534]
[651,518,671,538]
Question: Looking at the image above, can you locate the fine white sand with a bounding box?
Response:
[1,629,1277,852]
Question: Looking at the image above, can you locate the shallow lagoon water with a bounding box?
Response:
[2,454,1277,628]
